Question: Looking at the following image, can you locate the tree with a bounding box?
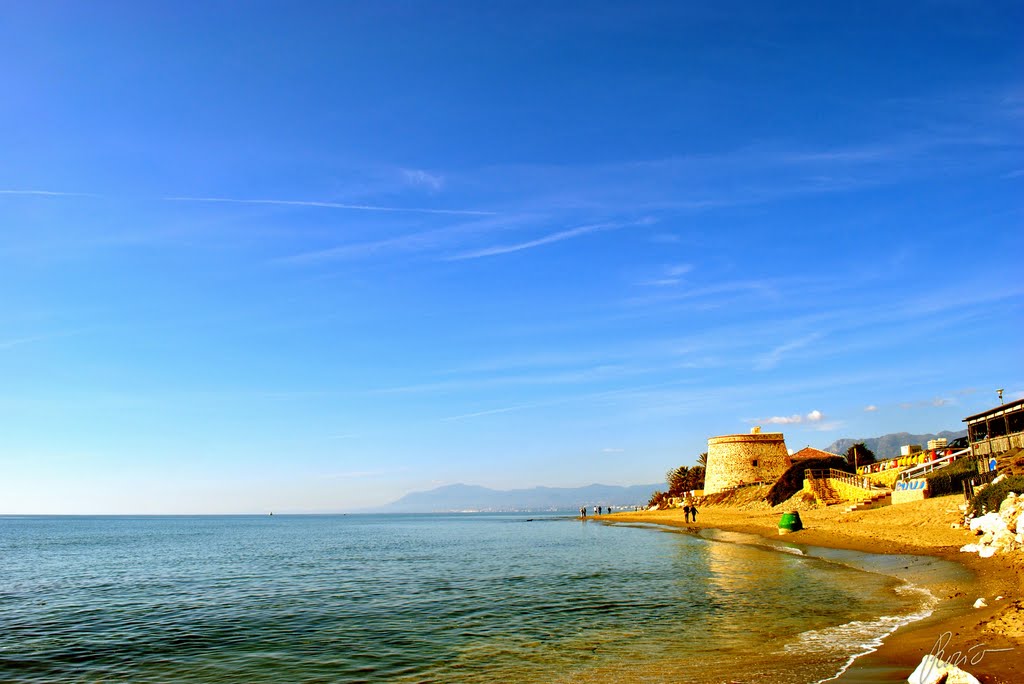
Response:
[845,442,876,467]
[685,466,706,491]
[667,466,690,496]
[667,464,706,496]
[697,452,708,469]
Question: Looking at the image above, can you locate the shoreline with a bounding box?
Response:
[595,497,1023,683]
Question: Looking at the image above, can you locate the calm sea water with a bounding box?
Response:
[0,515,943,683]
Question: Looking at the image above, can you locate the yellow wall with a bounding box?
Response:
[865,469,902,488]
[892,478,930,504]
[828,478,874,502]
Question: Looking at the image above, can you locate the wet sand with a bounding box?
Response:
[598,496,1024,683]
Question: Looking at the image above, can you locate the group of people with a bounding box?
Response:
[579,505,610,517]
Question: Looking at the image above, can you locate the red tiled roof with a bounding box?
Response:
[790,446,841,460]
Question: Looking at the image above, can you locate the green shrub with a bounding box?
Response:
[923,457,980,497]
[968,474,1024,518]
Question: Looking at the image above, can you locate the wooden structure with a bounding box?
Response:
[964,398,1024,457]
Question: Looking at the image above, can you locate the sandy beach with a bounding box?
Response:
[598,496,1024,683]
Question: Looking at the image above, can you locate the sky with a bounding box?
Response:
[1,1,1022,514]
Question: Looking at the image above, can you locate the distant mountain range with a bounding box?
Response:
[374,428,972,512]
[376,482,662,513]
[824,430,967,459]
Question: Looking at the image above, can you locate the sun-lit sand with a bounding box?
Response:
[600,496,1024,683]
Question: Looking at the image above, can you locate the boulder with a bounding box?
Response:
[970,512,1007,536]
[907,654,981,684]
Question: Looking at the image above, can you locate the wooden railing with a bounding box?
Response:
[806,469,874,492]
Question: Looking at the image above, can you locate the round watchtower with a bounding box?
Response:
[704,428,791,494]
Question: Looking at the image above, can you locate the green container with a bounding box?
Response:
[778,511,803,533]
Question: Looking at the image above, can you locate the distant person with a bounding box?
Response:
[597,505,602,515]
[683,504,691,523]
[690,505,698,522]
[580,506,587,518]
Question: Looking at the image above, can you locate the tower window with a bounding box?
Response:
[752,459,759,467]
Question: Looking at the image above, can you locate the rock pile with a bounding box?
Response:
[960,491,1024,557]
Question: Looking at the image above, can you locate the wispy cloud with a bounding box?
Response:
[0,330,86,350]
[161,195,493,216]
[439,404,537,422]
[0,189,98,197]
[754,409,825,425]
[401,168,444,191]
[898,396,956,409]
[446,218,653,260]
[639,263,694,286]
[756,332,824,370]
[864,405,878,412]
[277,214,544,264]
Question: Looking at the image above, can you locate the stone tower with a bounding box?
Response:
[704,428,791,494]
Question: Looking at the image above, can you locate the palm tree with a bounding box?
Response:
[667,466,690,496]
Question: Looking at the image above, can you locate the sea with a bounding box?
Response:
[0,514,965,683]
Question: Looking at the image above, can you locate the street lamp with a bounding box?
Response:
[997,388,1004,405]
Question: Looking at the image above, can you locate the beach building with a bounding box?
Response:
[790,446,840,461]
[964,397,1024,457]
[704,427,791,494]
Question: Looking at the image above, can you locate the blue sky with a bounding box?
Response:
[1,1,1021,513]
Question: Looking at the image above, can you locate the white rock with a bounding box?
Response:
[978,547,996,558]
[959,503,968,511]
[907,654,981,684]
[1017,514,1024,536]
[960,544,981,553]
[970,512,1008,535]
[996,595,1004,601]
[974,597,988,608]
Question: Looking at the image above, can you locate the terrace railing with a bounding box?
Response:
[897,448,969,482]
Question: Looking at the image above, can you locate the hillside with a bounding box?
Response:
[824,430,967,459]
[379,482,662,513]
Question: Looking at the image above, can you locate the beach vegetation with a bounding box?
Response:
[924,456,982,497]
[968,474,1024,517]
[647,490,670,509]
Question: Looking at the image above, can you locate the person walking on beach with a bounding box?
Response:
[580,506,587,518]
[683,504,691,523]
[597,505,602,515]
[689,504,698,523]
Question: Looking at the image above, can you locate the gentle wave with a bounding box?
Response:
[788,583,939,684]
